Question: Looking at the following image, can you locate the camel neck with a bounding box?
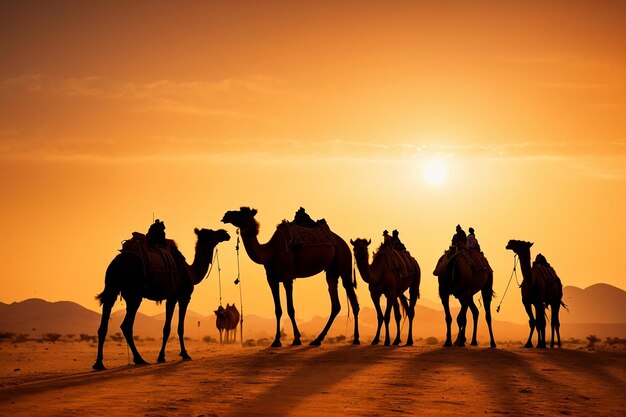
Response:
[190,244,214,285]
[517,252,533,283]
[354,255,374,284]
[239,229,270,265]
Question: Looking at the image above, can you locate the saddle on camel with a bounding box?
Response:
[277,207,337,251]
[120,219,185,301]
[379,230,418,279]
[434,225,491,297]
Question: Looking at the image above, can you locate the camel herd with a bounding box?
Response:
[92,207,564,370]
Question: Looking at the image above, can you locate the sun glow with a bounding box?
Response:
[422,158,448,186]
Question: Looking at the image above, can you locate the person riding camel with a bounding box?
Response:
[391,229,406,251]
[146,219,166,246]
[467,227,481,251]
[451,224,467,250]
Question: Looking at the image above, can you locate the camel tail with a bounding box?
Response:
[560,301,569,312]
[398,294,409,318]
[95,287,119,306]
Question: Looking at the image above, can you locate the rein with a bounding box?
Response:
[496,254,519,313]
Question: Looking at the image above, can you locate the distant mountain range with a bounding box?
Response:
[1,284,624,342]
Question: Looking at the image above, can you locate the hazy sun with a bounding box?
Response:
[422,158,447,186]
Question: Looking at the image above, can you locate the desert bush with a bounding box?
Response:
[425,336,439,346]
[586,334,601,349]
[66,334,75,340]
[43,333,62,343]
[335,335,346,343]
[202,335,216,343]
[110,332,124,343]
[79,334,97,343]
[256,338,270,346]
[145,337,156,342]
[605,337,626,346]
[0,332,16,341]
[14,334,29,343]
[243,338,256,347]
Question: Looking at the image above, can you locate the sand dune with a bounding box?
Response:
[0,340,624,416]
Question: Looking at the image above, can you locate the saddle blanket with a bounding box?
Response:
[378,247,418,278]
[278,220,336,250]
[467,250,492,272]
[120,232,182,301]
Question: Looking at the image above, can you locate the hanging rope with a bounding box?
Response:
[215,248,222,307]
[233,229,244,347]
[497,254,519,313]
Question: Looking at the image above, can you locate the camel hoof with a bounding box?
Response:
[371,339,380,346]
[133,357,149,365]
[92,361,106,371]
[384,340,391,346]
[537,344,547,349]
[309,339,321,346]
[157,355,166,363]
[470,341,478,346]
[405,340,414,347]
[180,353,192,361]
[271,340,282,348]
[392,339,401,346]
[443,341,453,347]
[353,339,360,345]
[291,339,302,346]
[491,342,497,348]
[524,342,533,348]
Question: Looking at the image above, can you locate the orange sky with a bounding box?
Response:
[1,1,624,325]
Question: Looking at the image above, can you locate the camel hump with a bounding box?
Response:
[378,247,418,278]
[278,218,336,250]
[119,232,182,301]
[532,263,559,284]
[467,250,492,272]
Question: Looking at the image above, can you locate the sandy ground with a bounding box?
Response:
[1,340,625,417]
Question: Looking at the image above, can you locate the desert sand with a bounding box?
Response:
[1,340,625,417]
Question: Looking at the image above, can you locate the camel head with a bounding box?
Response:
[195,228,231,248]
[214,305,226,316]
[221,207,259,231]
[350,238,372,261]
[505,239,533,255]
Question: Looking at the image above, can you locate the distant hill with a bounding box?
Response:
[0,298,101,336]
[561,284,626,324]
[1,283,625,342]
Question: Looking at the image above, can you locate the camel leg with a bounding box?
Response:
[481,287,497,348]
[551,303,561,348]
[311,275,341,346]
[219,329,223,345]
[268,276,283,348]
[441,293,453,347]
[120,297,148,365]
[454,302,469,347]
[177,298,192,359]
[536,303,547,348]
[283,279,302,346]
[93,295,115,370]
[383,294,394,346]
[523,302,535,348]
[371,293,384,345]
[340,273,360,345]
[157,299,176,362]
[468,300,479,346]
[392,299,402,346]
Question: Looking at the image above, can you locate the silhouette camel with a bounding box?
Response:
[93,228,230,370]
[221,207,360,347]
[505,240,564,348]
[350,238,420,346]
[215,303,240,344]
[433,250,496,347]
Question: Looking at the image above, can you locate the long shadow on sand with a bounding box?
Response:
[223,344,391,417]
